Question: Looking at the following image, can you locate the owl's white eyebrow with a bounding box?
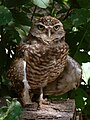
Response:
[53,23,62,26]
[45,26,53,29]
[36,23,53,29]
[36,23,44,26]
[36,23,62,28]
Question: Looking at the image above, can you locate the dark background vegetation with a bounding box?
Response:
[0,0,90,119]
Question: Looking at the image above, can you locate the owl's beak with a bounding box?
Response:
[48,29,51,38]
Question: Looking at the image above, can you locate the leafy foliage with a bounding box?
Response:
[32,0,50,8]
[0,0,90,119]
[0,98,22,120]
[0,6,12,25]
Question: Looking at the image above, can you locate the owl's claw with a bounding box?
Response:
[39,98,50,109]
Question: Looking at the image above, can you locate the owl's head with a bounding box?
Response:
[30,16,65,45]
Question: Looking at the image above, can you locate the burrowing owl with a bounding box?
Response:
[7,16,73,107]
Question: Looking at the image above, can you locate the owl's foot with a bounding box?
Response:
[39,98,50,109]
[39,87,50,109]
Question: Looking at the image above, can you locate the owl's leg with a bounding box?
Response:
[39,87,49,108]
[22,60,32,105]
[39,87,44,105]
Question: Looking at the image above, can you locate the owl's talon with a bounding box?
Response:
[39,99,50,109]
[38,87,50,109]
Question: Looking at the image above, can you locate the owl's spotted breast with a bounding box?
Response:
[23,42,69,89]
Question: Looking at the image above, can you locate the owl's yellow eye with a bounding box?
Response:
[53,25,60,31]
[37,24,45,31]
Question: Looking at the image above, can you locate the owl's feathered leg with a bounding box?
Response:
[22,60,32,105]
[39,87,49,108]
[39,87,45,108]
[39,87,44,104]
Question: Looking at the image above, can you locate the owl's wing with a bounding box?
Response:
[7,43,29,81]
[7,44,32,106]
[7,58,24,82]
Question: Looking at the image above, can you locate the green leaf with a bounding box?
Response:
[82,63,90,84]
[0,106,8,119]
[32,0,50,8]
[74,51,90,64]
[65,31,82,57]
[4,99,22,120]
[0,6,12,25]
[0,47,8,74]
[63,19,72,30]
[77,0,90,8]
[82,96,90,115]
[75,95,85,109]
[11,10,31,26]
[4,0,30,7]
[83,105,90,115]
[0,99,22,120]
[71,8,90,27]
[4,26,21,44]
[71,88,88,109]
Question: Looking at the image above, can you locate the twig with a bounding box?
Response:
[63,6,72,21]
[31,5,37,22]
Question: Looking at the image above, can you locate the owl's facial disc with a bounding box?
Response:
[36,23,61,37]
[30,16,65,45]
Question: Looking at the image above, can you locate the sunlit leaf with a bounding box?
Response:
[32,0,50,8]
[0,99,22,120]
[82,62,90,84]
